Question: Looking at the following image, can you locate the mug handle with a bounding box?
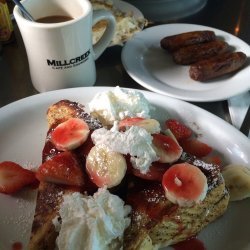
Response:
[92,10,116,60]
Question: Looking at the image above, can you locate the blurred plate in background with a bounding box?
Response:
[125,0,207,21]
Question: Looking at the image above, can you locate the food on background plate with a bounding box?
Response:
[1,87,250,249]
[161,30,247,81]
[189,51,247,81]
[172,40,230,65]
[91,0,147,45]
[160,30,216,52]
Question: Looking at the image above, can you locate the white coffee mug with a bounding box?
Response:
[13,0,116,92]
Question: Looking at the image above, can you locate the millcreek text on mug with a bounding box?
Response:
[47,50,90,69]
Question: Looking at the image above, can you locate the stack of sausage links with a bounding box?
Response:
[160,30,247,81]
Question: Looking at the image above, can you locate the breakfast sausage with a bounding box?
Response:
[189,51,247,81]
[172,40,230,65]
[160,30,216,52]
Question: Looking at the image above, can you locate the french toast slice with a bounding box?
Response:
[29,100,102,250]
[29,99,229,250]
[124,153,229,249]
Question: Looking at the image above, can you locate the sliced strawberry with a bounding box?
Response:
[51,118,90,151]
[165,119,192,141]
[36,151,85,186]
[152,133,183,163]
[0,161,37,194]
[119,117,160,134]
[162,163,208,206]
[204,155,222,167]
[132,162,170,181]
[180,138,212,158]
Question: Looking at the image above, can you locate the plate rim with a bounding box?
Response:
[1,86,249,148]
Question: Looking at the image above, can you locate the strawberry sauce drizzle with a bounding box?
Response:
[172,237,205,250]
[127,180,178,221]
[12,242,22,250]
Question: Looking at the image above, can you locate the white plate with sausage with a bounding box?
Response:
[121,23,250,102]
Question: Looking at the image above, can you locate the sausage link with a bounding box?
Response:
[160,30,216,52]
[189,52,247,81]
[172,40,230,65]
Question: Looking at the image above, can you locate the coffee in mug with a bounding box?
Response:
[36,16,73,23]
[13,0,116,92]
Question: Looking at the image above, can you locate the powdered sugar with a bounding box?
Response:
[0,189,37,249]
[181,152,220,190]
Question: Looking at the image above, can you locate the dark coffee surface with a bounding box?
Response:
[36,15,73,23]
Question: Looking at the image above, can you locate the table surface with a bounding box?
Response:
[0,0,249,128]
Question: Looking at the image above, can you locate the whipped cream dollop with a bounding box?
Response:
[91,123,158,174]
[54,188,131,250]
[88,86,153,125]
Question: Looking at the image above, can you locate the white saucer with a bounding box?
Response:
[121,23,250,102]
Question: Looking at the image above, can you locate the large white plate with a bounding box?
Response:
[0,87,250,250]
[121,23,250,102]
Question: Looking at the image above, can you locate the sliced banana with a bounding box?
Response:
[222,164,250,201]
[86,144,127,188]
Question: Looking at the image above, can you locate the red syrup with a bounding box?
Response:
[12,242,23,250]
[172,236,205,250]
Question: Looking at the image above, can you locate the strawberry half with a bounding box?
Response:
[0,161,37,194]
[36,151,85,186]
[165,119,192,141]
[180,138,212,158]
